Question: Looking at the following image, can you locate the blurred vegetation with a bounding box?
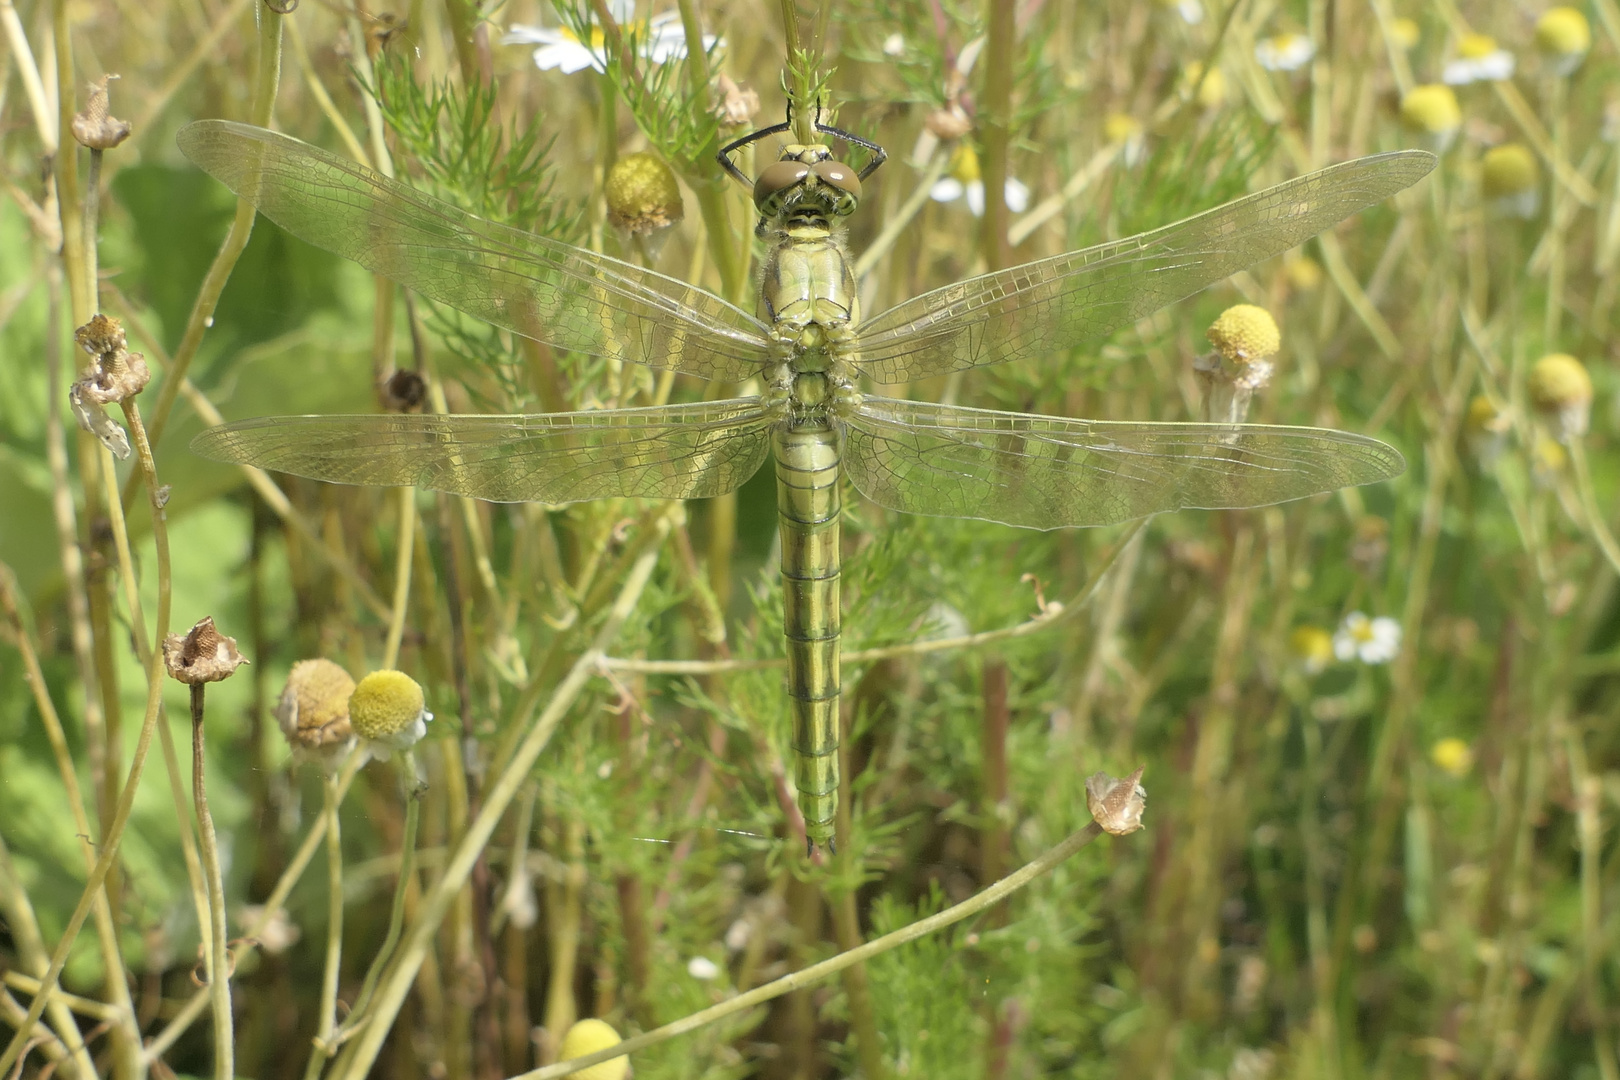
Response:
[2,0,1619,1078]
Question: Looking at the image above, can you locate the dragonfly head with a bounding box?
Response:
[753,144,862,221]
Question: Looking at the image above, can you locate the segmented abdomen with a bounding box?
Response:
[772,424,841,851]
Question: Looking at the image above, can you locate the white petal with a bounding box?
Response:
[883,32,906,57]
[687,956,721,980]
[965,180,986,216]
[607,0,637,21]
[502,23,562,45]
[1479,51,1515,79]
[930,177,965,203]
[1004,177,1030,213]
[1333,632,1356,661]
[1442,58,1479,84]
[1178,0,1204,24]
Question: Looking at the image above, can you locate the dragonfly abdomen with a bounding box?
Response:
[772,425,842,852]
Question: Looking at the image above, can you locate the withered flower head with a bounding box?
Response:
[70,315,151,460]
[715,73,760,127]
[1085,766,1147,836]
[71,75,132,151]
[925,103,974,141]
[163,617,249,685]
[276,659,357,752]
[605,152,684,236]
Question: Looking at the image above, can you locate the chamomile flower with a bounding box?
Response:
[1400,84,1462,151]
[1465,394,1512,466]
[349,670,433,757]
[557,1019,627,1080]
[1430,737,1474,778]
[1180,61,1227,109]
[687,955,721,980]
[1289,626,1335,674]
[1333,612,1401,665]
[1104,112,1147,167]
[1256,33,1315,72]
[503,0,718,75]
[1536,6,1590,75]
[929,144,1029,217]
[1481,142,1540,218]
[1390,17,1421,50]
[1443,33,1515,84]
[1528,352,1593,442]
[1197,304,1279,423]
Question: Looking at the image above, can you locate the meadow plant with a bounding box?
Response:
[1,1,1618,1078]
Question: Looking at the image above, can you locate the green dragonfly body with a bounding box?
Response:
[180,118,1433,851]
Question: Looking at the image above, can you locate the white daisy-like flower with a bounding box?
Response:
[1333,612,1401,665]
[1255,33,1315,72]
[687,955,721,980]
[1442,34,1515,84]
[882,31,906,57]
[503,0,718,75]
[930,144,1029,217]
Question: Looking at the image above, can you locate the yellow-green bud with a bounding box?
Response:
[349,670,432,751]
[1390,17,1421,49]
[1207,304,1281,362]
[556,1019,628,1080]
[1181,62,1226,109]
[1285,255,1324,291]
[1528,352,1593,440]
[1430,737,1473,777]
[1104,113,1142,145]
[1400,84,1461,136]
[1481,144,1538,197]
[1536,7,1590,64]
[605,152,684,236]
[277,659,356,752]
[1289,626,1334,673]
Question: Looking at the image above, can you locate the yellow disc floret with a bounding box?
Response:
[1457,32,1500,59]
[1430,737,1474,777]
[1481,144,1538,197]
[349,670,431,749]
[1104,112,1142,146]
[557,1019,628,1080]
[1536,6,1591,59]
[1289,626,1335,672]
[1390,18,1421,49]
[1207,304,1281,363]
[605,152,684,236]
[1400,84,1461,135]
[1528,352,1594,441]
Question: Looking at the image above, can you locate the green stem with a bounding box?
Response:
[979,0,1015,271]
[191,684,234,1080]
[1569,437,1620,577]
[336,767,422,1037]
[303,772,345,1080]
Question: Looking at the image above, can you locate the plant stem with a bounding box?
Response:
[191,683,235,1080]
[303,771,345,1080]
[383,487,416,670]
[519,823,1111,1080]
[1569,437,1620,577]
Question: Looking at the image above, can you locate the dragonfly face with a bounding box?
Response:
[180,111,1434,854]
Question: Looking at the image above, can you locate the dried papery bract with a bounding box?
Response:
[70,74,132,150]
[70,314,150,459]
[1085,766,1147,836]
[277,659,357,758]
[715,73,760,128]
[162,616,249,686]
[1196,304,1279,425]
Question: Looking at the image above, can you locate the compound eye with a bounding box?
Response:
[753,161,811,208]
[811,160,862,201]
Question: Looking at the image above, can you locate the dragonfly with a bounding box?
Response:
[179,114,1433,853]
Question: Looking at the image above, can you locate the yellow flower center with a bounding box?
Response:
[1207,304,1281,362]
[1457,33,1498,60]
[1536,6,1590,56]
[1400,84,1461,134]
[949,144,982,184]
[1481,143,1538,197]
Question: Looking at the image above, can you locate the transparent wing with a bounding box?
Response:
[843,398,1405,529]
[192,400,775,504]
[177,120,772,382]
[853,150,1435,384]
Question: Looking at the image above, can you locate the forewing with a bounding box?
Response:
[192,400,775,504]
[853,150,1435,384]
[843,398,1405,529]
[177,120,772,382]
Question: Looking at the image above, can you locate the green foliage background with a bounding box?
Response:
[1,0,1618,1078]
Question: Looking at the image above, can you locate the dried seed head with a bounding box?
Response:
[1400,84,1461,138]
[1536,7,1590,70]
[276,659,356,752]
[71,75,132,150]
[1481,143,1538,198]
[605,152,684,236]
[349,670,432,752]
[1085,766,1147,836]
[556,1019,628,1080]
[925,103,974,141]
[162,617,249,685]
[715,74,760,127]
[1206,304,1280,364]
